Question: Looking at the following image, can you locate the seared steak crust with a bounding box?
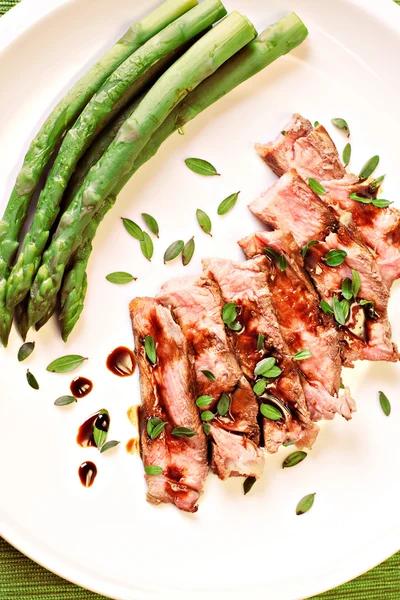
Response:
[129,297,208,512]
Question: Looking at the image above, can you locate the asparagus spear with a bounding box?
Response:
[59,194,117,341]
[27,12,257,328]
[6,0,225,312]
[0,0,197,347]
[60,13,308,340]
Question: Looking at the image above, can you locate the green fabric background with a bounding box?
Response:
[0,0,399,598]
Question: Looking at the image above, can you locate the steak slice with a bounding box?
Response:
[129,297,208,512]
[256,113,400,287]
[248,170,398,365]
[204,257,319,452]
[238,230,355,421]
[158,275,264,480]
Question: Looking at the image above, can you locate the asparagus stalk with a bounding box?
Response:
[59,13,308,340]
[59,194,117,341]
[27,12,257,328]
[0,0,197,347]
[6,0,225,312]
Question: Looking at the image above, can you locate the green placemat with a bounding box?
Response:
[0,0,399,598]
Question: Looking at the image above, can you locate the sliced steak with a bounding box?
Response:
[256,113,400,287]
[204,257,319,452]
[158,275,264,480]
[129,297,208,512]
[248,170,398,365]
[238,230,355,421]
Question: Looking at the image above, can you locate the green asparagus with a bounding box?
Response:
[6,0,225,311]
[60,13,308,340]
[59,194,116,341]
[0,0,197,347]
[27,12,257,328]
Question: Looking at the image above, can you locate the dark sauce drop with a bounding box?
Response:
[77,410,110,447]
[78,461,97,487]
[106,346,136,377]
[70,376,93,398]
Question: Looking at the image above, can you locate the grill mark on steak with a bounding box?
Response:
[248,169,398,365]
[204,257,319,452]
[158,275,264,480]
[238,230,355,421]
[129,297,208,512]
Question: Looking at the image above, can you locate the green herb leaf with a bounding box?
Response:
[340,381,345,389]
[254,357,276,377]
[100,440,120,453]
[178,126,185,135]
[349,193,372,204]
[331,118,350,137]
[93,409,109,449]
[146,417,164,437]
[314,121,320,127]
[164,240,184,263]
[301,240,320,258]
[201,411,215,422]
[342,143,351,167]
[171,426,197,438]
[18,341,35,362]
[140,231,154,261]
[217,192,240,216]
[293,350,312,361]
[145,465,163,475]
[122,217,144,241]
[308,178,327,195]
[185,158,219,176]
[253,378,266,396]
[359,155,379,180]
[227,321,242,332]
[264,247,287,271]
[260,403,282,421]
[141,213,159,237]
[200,370,215,381]
[372,199,393,208]
[379,391,391,416]
[203,423,211,435]
[217,392,230,417]
[283,440,296,447]
[332,296,348,325]
[54,395,77,406]
[320,300,334,314]
[46,355,87,373]
[196,395,213,408]
[256,333,265,352]
[26,370,39,389]
[264,366,282,378]
[296,493,316,515]
[243,476,256,495]
[182,237,195,266]
[369,175,385,191]
[150,421,167,440]
[360,299,376,318]
[144,335,156,365]
[222,302,238,326]
[341,278,353,300]
[281,130,287,136]
[283,450,307,469]
[324,249,347,267]
[352,270,361,297]
[106,272,136,284]
[196,209,212,235]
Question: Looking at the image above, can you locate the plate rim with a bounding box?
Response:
[0,0,399,599]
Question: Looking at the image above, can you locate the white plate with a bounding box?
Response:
[0,0,399,599]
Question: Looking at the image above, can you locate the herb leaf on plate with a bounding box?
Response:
[324,249,347,266]
[264,247,287,271]
[164,240,184,263]
[217,191,240,215]
[293,349,312,361]
[372,199,392,208]
[100,440,120,453]
[122,218,144,240]
[144,335,157,365]
[296,493,316,515]
[93,409,109,449]
[140,231,154,261]
[200,369,215,381]
[142,213,159,237]
[217,392,230,416]
[282,451,307,468]
[54,395,77,406]
[171,426,196,438]
[260,403,282,421]
[185,158,220,176]
[26,369,39,390]
[331,117,350,136]
[243,476,256,495]
[320,300,334,314]
[182,237,195,266]
[308,178,326,195]
[196,209,212,235]
[145,465,163,476]
[196,395,213,408]
[46,354,87,373]
[106,272,136,284]
[342,142,351,167]
[359,155,379,180]
[256,333,264,352]
[379,391,391,416]
[301,240,320,258]
[18,341,35,362]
